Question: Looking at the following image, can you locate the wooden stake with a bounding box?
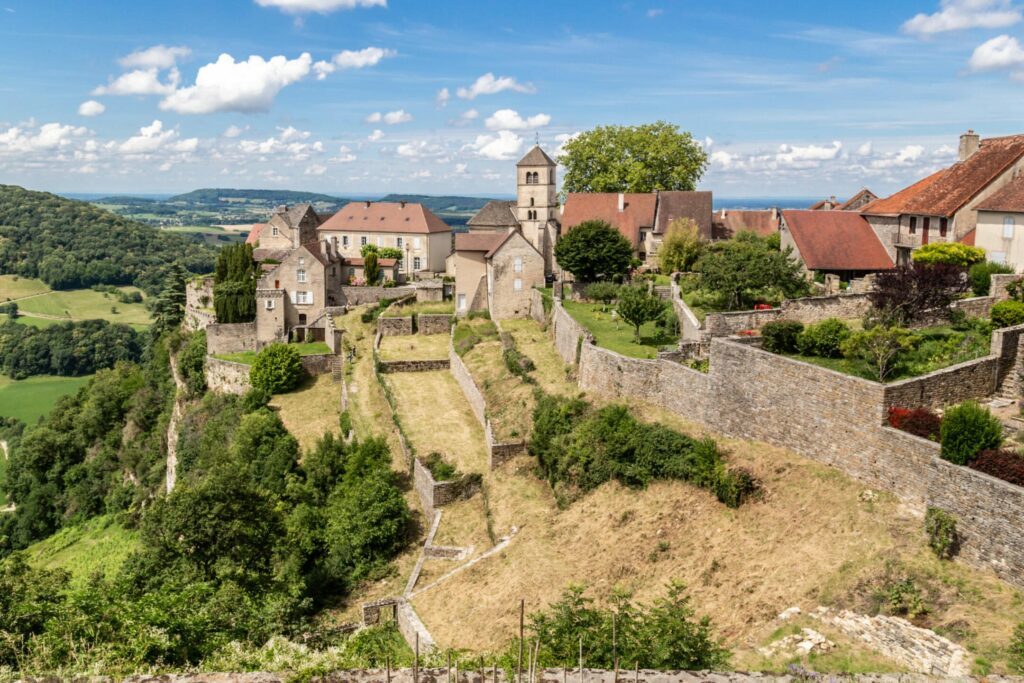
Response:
[633,662,638,683]
[578,636,583,683]
[414,633,419,683]
[493,663,498,683]
[518,599,525,683]
[448,652,453,683]
[386,656,391,683]
[480,657,485,683]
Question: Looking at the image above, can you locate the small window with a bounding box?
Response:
[413,257,422,271]
[457,293,467,311]
[264,299,275,310]
[413,237,421,250]
[343,235,350,247]
[640,231,647,242]
[909,217,917,234]
[514,278,523,291]
[272,226,279,237]
[514,256,523,273]
[397,237,403,248]
[530,197,535,207]
[297,268,306,283]
[377,236,383,247]
[1004,217,1016,239]
[940,217,948,237]
[992,251,1007,264]
[360,236,367,246]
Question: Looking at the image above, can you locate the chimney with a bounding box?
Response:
[364,200,371,209]
[617,193,625,212]
[720,208,727,219]
[770,206,778,221]
[959,129,980,161]
[400,201,406,209]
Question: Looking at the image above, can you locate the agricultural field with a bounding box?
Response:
[25,514,140,585]
[0,375,91,424]
[0,278,154,329]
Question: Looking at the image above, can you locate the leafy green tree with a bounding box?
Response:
[968,261,1015,297]
[177,330,207,397]
[695,233,809,310]
[555,220,633,283]
[616,286,665,342]
[658,217,704,274]
[939,401,1002,465]
[558,122,708,194]
[912,242,985,267]
[364,251,381,285]
[584,282,620,307]
[229,409,300,495]
[213,243,257,323]
[868,264,970,326]
[249,343,304,395]
[325,470,411,582]
[841,326,917,382]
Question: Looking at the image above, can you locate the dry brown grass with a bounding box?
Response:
[383,370,488,475]
[463,339,534,442]
[378,334,450,361]
[431,496,492,551]
[500,319,577,396]
[270,373,340,452]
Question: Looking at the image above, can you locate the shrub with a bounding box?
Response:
[970,449,1024,487]
[760,320,804,353]
[796,318,851,358]
[249,343,304,395]
[712,467,759,509]
[1011,623,1024,674]
[887,407,942,441]
[911,242,985,267]
[339,410,352,437]
[991,300,1024,329]
[503,346,536,380]
[842,326,917,382]
[584,281,620,306]
[940,401,1002,465]
[421,452,457,481]
[969,261,1015,297]
[924,507,958,559]
[886,578,928,618]
[868,264,970,326]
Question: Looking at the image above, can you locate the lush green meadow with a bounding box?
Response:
[0,274,50,300]
[0,375,92,424]
[562,300,678,359]
[17,286,152,327]
[25,514,140,585]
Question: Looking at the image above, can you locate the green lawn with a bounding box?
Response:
[216,341,332,365]
[0,274,51,300]
[0,375,92,424]
[164,225,226,234]
[562,300,678,359]
[26,514,140,585]
[381,300,455,317]
[0,313,61,328]
[18,287,152,327]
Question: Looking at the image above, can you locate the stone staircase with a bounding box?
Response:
[330,354,343,383]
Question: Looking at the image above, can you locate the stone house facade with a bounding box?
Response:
[256,241,343,343]
[453,230,544,319]
[973,174,1024,271]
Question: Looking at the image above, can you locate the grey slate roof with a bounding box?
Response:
[517,145,556,167]
[467,200,521,228]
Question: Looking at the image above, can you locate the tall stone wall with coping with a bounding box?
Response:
[184,278,215,332]
[780,293,871,324]
[448,338,487,426]
[206,322,257,354]
[300,354,333,376]
[204,357,250,395]
[577,342,709,415]
[551,300,592,365]
[529,288,548,325]
[417,314,453,335]
[340,286,416,306]
[704,308,782,337]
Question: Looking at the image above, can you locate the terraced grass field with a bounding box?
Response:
[26,514,140,585]
[0,375,91,424]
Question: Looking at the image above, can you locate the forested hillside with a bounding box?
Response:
[0,185,216,293]
[167,188,348,205]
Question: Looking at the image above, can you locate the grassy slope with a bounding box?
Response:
[377,334,450,361]
[0,274,51,299]
[270,373,340,453]
[563,300,678,359]
[216,341,331,365]
[462,337,534,441]
[0,313,61,328]
[25,514,140,585]
[17,286,152,326]
[0,375,91,424]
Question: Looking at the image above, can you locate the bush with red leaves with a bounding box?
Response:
[888,406,942,441]
[970,449,1024,487]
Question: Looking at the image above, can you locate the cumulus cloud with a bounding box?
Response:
[160,53,312,114]
[305,164,327,175]
[456,72,536,99]
[366,109,412,124]
[238,126,324,159]
[484,109,551,131]
[254,0,385,12]
[969,34,1024,72]
[78,100,106,117]
[467,130,524,160]
[396,139,445,159]
[93,68,180,96]
[0,122,88,155]
[775,141,843,167]
[313,46,395,79]
[367,129,384,141]
[119,45,191,69]
[223,125,246,138]
[117,120,180,154]
[856,141,873,156]
[903,0,1021,35]
[436,87,450,107]
[454,163,468,174]
[555,132,579,158]
[332,145,357,163]
[869,145,925,169]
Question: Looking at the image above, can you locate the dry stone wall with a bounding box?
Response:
[379,316,414,336]
[578,343,709,416]
[413,457,480,516]
[417,313,453,335]
[204,357,250,395]
[703,293,871,338]
[378,359,450,373]
[301,354,333,376]
[206,322,257,354]
[340,285,416,306]
[551,300,592,365]
[448,341,487,426]
[529,288,548,325]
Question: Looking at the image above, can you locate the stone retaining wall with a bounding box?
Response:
[413,457,480,516]
[340,285,416,306]
[551,300,592,365]
[703,293,871,338]
[448,340,487,425]
[417,313,453,335]
[486,421,528,469]
[204,356,250,395]
[670,281,703,342]
[206,322,257,354]
[529,288,549,325]
[379,316,414,336]
[578,342,709,415]
[301,354,333,376]
[378,359,451,373]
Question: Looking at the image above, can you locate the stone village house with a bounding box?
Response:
[452,230,545,318]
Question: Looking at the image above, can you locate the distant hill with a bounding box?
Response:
[0,185,217,293]
[168,188,349,206]
[378,194,495,213]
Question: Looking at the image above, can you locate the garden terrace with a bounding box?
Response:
[562,299,678,359]
[460,327,535,443]
[214,341,331,365]
[378,334,450,362]
[380,300,455,317]
[452,316,500,356]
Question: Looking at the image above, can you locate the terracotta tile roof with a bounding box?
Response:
[860,170,947,216]
[517,145,556,167]
[959,229,976,246]
[653,191,713,237]
[318,201,451,234]
[781,210,893,272]
[561,193,657,249]
[245,223,266,245]
[863,135,1024,217]
[711,210,780,239]
[455,231,506,253]
[975,173,1024,213]
[253,247,290,263]
[808,198,831,210]
[468,200,520,228]
[838,188,878,210]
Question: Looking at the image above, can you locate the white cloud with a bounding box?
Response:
[367,129,384,141]
[332,145,357,163]
[238,127,324,159]
[171,137,200,153]
[436,87,451,108]
[775,140,842,167]
[903,0,1021,35]
[484,109,551,131]
[869,144,924,169]
[78,100,106,117]
[119,45,191,69]
[455,163,468,174]
[396,139,444,159]
[93,67,180,96]
[254,0,385,12]
[856,141,873,156]
[313,46,395,79]
[969,34,1024,72]
[555,132,580,158]
[456,72,536,99]
[160,53,312,114]
[468,130,524,160]
[366,109,412,124]
[223,125,246,138]
[305,164,327,175]
[118,120,178,154]
[0,122,88,155]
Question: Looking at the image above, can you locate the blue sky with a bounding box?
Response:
[2,0,1024,198]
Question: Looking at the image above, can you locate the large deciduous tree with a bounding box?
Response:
[554,220,633,283]
[695,233,808,310]
[558,122,708,194]
[658,217,704,274]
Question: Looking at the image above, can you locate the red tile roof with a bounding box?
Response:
[958,229,976,246]
[245,223,266,245]
[653,191,713,237]
[781,210,893,272]
[863,135,1024,218]
[455,232,506,253]
[318,201,451,234]
[711,210,779,239]
[975,173,1024,213]
[561,193,657,249]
